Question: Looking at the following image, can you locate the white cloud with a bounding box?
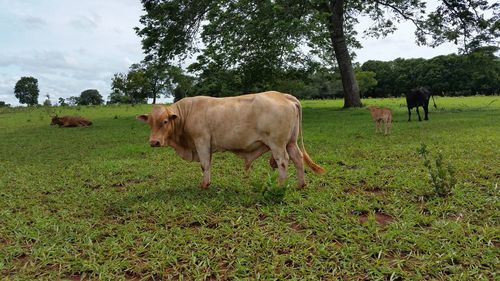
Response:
[70,14,101,30]
[0,0,144,105]
[20,15,48,29]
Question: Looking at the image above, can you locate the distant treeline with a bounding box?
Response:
[3,47,497,108]
[181,46,500,100]
[361,46,499,97]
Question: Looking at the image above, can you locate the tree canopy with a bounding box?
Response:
[136,0,498,107]
[14,76,39,106]
[79,89,104,105]
[109,62,191,104]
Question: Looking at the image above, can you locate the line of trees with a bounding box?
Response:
[9,76,105,107]
[361,46,500,97]
[110,45,497,102]
[5,45,498,108]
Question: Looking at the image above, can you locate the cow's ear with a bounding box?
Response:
[136,114,148,123]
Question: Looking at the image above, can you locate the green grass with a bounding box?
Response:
[0,96,499,280]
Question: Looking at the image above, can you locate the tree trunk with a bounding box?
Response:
[327,0,362,108]
[152,79,158,104]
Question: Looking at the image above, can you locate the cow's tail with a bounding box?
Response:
[297,102,326,175]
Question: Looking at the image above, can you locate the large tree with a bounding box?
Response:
[110,65,149,104]
[137,0,498,107]
[14,76,39,106]
[110,62,175,104]
[79,89,104,105]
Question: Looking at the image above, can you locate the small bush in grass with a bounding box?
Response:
[258,172,288,204]
[417,143,457,197]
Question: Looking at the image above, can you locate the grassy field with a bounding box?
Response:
[0,96,498,280]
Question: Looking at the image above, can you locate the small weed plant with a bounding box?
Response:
[259,172,288,204]
[417,143,457,197]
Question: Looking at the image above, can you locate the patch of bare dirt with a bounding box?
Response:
[123,271,142,281]
[364,187,384,195]
[288,220,305,231]
[63,275,86,281]
[358,211,395,225]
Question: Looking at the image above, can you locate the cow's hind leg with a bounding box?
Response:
[416,106,422,121]
[407,107,411,121]
[287,143,305,188]
[269,145,289,186]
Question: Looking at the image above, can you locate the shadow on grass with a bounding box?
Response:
[106,185,261,216]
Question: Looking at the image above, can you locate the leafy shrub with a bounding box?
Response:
[256,172,288,204]
[417,143,457,197]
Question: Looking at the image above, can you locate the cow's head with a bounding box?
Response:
[50,115,61,125]
[136,105,178,147]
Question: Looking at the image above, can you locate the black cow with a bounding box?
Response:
[406,87,436,121]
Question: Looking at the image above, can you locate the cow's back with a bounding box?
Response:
[176,92,299,151]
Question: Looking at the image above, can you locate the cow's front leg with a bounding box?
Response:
[407,107,412,122]
[416,106,422,121]
[423,106,429,120]
[195,141,212,189]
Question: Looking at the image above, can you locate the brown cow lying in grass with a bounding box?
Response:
[50,115,92,127]
[367,106,392,135]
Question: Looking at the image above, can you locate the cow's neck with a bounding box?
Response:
[166,104,198,162]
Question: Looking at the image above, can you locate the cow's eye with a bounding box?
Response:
[163,119,168,125]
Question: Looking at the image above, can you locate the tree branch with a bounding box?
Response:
[372,0,429,35]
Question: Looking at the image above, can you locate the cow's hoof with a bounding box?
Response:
[200,182,210,189]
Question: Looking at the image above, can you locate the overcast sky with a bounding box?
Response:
[0,0,464,106]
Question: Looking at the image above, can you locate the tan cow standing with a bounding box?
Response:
[51,115,92,127]
[137,91,325,188]
[367,106,392,135]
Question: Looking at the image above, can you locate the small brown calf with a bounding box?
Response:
[51,115,92,127]
[367,106,392,135]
